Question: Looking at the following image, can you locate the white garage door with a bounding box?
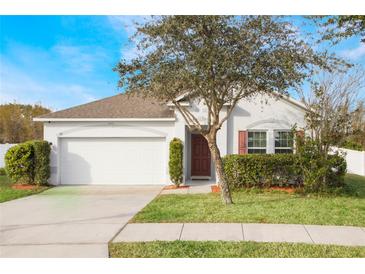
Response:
[60,137,165,185]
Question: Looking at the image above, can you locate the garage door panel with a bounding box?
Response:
[60,138,165,185]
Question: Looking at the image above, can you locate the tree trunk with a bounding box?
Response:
[206,135,233,205]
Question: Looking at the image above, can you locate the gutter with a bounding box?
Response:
[33,118,176,122]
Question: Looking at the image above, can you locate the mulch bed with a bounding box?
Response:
[211,185,297,193]
[269,186,296,193]
[211,185,221,193]
[12,184,39,190]
[163,185,190,190]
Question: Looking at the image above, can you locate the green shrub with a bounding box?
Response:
[223,154,302,189]
[223,153,346,192]
[296,137,347,192]
[5,142,34,184]
[0,167,6,176]
[4,140,51,185]
[31,140,51,185]
[327,154,347,187]
[341,140,364,151]
[169,138,183,186]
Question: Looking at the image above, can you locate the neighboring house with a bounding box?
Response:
[0,143,17,168]
[34,93,307,185]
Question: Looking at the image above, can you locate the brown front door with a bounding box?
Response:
[191,134,211,177]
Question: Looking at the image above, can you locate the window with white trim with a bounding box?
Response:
[247,131,267,154]
[274,131,293,154]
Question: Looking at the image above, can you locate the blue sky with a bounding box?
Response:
[0,16,364,111]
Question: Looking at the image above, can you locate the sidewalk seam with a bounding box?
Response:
[179,223,185,241]
[303,225,315,243]
[241,223,245,241]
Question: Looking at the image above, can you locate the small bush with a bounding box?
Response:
[223,154,302,189]
[327,154,347,187]
[0,167,6,176]
[31,140,51,185]
[4,140,51,185]
[169,138,183,186]
[296,137,347,192]
[5,142,34,184]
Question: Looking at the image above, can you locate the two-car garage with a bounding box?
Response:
[59,137,166,185]
[34,93,176,186]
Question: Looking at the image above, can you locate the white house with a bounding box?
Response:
[34,93,307,186]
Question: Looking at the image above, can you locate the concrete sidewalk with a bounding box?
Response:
[113,223,365,247]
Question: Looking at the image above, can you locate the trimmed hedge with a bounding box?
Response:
[5,142,34,184]
[32,140,51,185]
[223,154,346,191]
[223,154,302,189]
[169,138,183,186]
[4,140,51,185]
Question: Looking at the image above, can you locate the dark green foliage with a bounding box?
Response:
[327,154,347,188]
[223,154,302,189]
[341,140,364,151]
[31,140,51,185]
[5,142,34,184]
[169,138,183,186]
[4,140,51,185]
[223,153,346,192]
[0,167,6,176]
[295,135,347,192]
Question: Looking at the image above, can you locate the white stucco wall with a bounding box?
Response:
[227,94,306,154]
[42,94,306,185]
[176,94,306,156]
[43,121,176,185]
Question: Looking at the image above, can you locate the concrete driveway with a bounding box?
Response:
[0,185,162,257]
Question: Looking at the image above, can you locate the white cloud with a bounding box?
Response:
[107,16,152,61]
[340,43,365,60]
[53,44,108,74]
[0,58,97,110]
[107,16,146,36]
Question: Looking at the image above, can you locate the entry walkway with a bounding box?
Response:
[113,223,365,247]
[161,181,214,195]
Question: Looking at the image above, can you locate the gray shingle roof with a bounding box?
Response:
[38,93,174,119]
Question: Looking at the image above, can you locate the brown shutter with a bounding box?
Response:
[238,130,248,154]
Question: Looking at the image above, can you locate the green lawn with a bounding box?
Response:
[131,174,365,226]
[109,241,365,258]
[0,175,50,203]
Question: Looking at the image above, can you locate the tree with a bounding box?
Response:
[299,67,365,155]
[0,103,51,143]
[344,100,365,150]
[310,16,365,43]
[114,16,339,204]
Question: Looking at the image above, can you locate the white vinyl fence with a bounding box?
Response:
[332,147,365,176]
[0,144,17,168]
